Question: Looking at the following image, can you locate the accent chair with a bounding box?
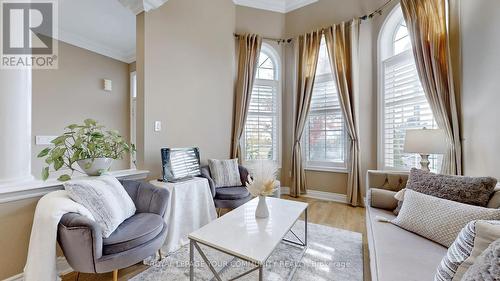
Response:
[57,180,169,281]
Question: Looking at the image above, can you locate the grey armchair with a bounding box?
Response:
[200,165,252,212]
[57,180,169,281]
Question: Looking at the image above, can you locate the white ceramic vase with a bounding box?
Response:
[255,195,269,218]
[77,158,113,176]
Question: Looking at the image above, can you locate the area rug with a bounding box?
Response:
[131,221,363,281]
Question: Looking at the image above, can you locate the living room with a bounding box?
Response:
[0,0,499,280]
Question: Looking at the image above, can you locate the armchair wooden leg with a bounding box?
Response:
[158,249,163,261]
[112,269,118,281]
[75,272,80,281]
[217,208,222,217]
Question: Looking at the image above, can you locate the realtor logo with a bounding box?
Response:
[1,0,58,69]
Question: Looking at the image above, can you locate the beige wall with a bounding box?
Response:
[32,41,131,178]
[460,0,500,178]
[136,0,236,179]
[0,197,41,279]
[235,6,285,39]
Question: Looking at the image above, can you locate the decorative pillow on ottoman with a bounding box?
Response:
[394,168,497,215]
[461,238,500,281]
[208,159,242,188]
[391,189,500,247]
[434,220,500,281]
[64,175,136,238]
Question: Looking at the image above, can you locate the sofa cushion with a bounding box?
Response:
[368,188,398,210]
[366,206,447,281]
[486,185,500,209]
[214,186,250,200]
[392,190,500,247]
[103,213,164,255]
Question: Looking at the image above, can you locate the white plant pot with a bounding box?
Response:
[77,158,113,176]
[255,195,269,218]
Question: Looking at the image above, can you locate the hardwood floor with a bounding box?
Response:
[62,196,368,281]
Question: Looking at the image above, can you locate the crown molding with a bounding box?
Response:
[56,29,135,63]
[233,0,317,13]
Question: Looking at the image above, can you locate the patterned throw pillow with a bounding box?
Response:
[461,239,500,281]
[392,190,500,247]
[208,159,242,188]
[434,220,500,281]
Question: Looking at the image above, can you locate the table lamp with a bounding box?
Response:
[403,128,447,171]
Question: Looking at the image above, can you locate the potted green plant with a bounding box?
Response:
[37,119,135,181]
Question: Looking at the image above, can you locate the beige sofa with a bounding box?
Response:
[365,170,500,281]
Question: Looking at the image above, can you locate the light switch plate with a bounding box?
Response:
[36,135,57,145]
[104,79,112,92]
[154,121,162,132]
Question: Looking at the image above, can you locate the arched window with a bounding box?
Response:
[378,5,441,171]
[305,35,347,171]
[243,43,281,162]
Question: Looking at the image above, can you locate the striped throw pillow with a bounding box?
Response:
[435,220,500,281]
[208,159,242,188]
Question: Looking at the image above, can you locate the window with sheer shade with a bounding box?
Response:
[380,15,441,172]
[305,36,348,170]
[243,45,280,162]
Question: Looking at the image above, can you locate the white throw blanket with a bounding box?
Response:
[24,190,95,281]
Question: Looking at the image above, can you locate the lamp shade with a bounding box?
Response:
[403,129,447,154]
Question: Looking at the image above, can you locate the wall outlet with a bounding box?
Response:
[36,135,57,145]
[154,121,162,132]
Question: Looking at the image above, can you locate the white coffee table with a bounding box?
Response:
[188,197,308,281]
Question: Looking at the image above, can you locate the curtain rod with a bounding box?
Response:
[233,33,292,44]
[359,0,397,21]
[235,0,396,42]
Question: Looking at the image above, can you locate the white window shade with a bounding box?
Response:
[243,45,280,163]
[245,80,279,161]
[305,36,347,170]
[381,50,441,171]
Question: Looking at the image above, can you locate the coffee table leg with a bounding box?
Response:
[305,207,308,246]
[189,240,194,281]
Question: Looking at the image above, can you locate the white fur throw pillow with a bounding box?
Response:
[392,190,500,247]
[64,175,136,238]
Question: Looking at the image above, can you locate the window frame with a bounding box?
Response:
[242,42,282,167]
[303,35,349,173]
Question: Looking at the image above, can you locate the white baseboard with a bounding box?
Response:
[280,187,348,204]
[3,257,72,281]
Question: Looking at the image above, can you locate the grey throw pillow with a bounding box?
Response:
[394,169,497,215]
[461,239,500,281]
[392,190,500,247]
[405,168,497,207]
[208,159,242,188]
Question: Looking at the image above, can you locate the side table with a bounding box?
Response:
[150,177,217,254]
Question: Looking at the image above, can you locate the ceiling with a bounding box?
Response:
[55,0,319,64]
[58,0,136,63]
[233,0,318,13]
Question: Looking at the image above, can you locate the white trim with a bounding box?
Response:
[280,186,348,204]
[56,29,136,63]
[0,169,149,204]
[305,167,349,173]
[3,257,72,281]
[233,0,318,13]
